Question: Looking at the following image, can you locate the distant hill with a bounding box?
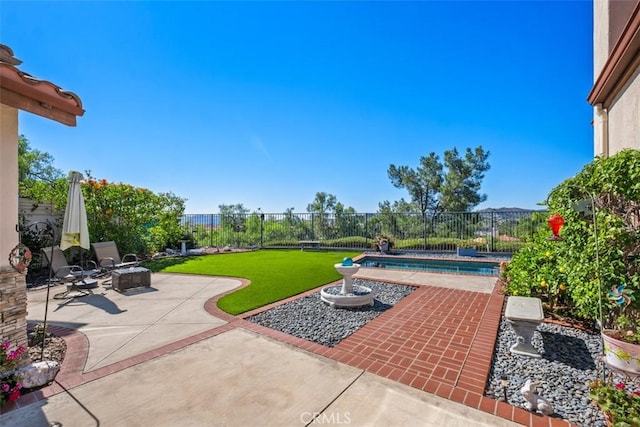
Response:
[477,207,545,213]
[181,214,221,227]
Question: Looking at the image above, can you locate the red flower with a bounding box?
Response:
[615,383,626,390]
[632,391,640,396]
[8,388,20,402]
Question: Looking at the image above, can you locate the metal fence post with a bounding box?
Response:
[490,210,495,253]
[260,211,264,247]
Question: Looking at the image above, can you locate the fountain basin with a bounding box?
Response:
[334,263,360,276]
[320,285,374,308]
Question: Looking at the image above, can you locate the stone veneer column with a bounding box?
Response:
[0,268,28,353]
[0,103,28,357]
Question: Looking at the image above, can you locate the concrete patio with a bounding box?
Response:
[0,269,562,426]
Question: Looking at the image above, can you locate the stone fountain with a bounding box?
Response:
[320,258,374,308]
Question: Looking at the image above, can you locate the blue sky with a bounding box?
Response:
[1,1,594,214]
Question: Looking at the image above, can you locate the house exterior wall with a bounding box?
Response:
[594,0,610,80]
[591,0,640,157]
[0,103,28,352]
[607,66,640,154]
[1,103,19,269]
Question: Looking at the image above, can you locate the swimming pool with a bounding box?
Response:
[357,256,500,276]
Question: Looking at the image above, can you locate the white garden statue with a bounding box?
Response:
[520,379,554,416]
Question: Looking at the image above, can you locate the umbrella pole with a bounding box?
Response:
[80,247,84,283]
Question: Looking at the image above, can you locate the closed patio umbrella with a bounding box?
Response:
[41,171,92,355]
[60,171,89,252]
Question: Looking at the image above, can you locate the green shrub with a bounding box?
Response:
[324,236,371,248]
[504,149,640,321]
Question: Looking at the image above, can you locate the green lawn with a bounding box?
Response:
[143,249,362,315]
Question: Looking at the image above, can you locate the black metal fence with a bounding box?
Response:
[180,210,547,254]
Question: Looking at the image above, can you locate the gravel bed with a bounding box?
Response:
[485,317,640,426]
[247,279,415,347]
[248,270,626,426]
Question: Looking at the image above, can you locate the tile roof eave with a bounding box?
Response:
[0,63,85,121]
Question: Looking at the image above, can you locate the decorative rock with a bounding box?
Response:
[18,361,60,388]
[248,280,415,347]
[520,379,554,415]
[485,318,619,426]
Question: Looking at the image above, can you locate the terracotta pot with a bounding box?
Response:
[602,330,640,374]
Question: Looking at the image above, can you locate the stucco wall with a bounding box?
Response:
[607,66,640,155]
[0,104,27,353]
[0,104,19,269]
[593,0,610,79]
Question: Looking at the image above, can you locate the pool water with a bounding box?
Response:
[357,256,500,276]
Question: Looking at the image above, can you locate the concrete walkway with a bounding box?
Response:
[0,271,526,427]
[355,267,498,294]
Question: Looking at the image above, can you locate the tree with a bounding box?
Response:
[219,204,250,246]
[306,192,337,239]
[83,174,186,254]
[306,192,337,215]
[219,204,249,229]
[387,146,490,244]
[18,135,65,200]
[440,147,491,212]
[388,152,442,217]
[334,202,362,239]
[17,136,187,254]
[374,199,420,239]
[18,135,63,184]
[387,146,490,215]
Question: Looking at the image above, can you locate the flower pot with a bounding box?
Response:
[601,330,640,374]
[456,247,476,257]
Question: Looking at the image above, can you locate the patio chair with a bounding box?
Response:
[40,246,100,284]
[92,241,140,271]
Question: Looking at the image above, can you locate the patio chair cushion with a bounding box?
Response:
[92,241,140,270]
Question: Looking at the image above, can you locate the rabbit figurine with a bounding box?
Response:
[520,379,554,416]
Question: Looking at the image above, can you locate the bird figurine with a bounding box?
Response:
[520,379,554,416]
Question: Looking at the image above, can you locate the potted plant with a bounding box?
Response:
[373,234,394,254]
[456,242,477,257]
[589,379,640,426]
[600,284,640,375]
